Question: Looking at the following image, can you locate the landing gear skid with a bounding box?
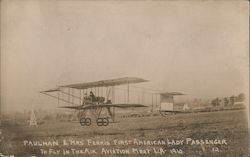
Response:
[78,107,112,127]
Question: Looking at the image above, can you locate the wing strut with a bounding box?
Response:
[127,82,130,103]
[112,86,115,122]
[41,92,79,106]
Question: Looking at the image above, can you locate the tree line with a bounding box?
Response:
[211,93,245,107]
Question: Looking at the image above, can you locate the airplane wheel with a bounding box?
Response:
[103,117,109,126]
[80,117,91,126]
[96,118,103,126]
[85,118,91,126]
[96,118,109,126]
[80,118,86,126]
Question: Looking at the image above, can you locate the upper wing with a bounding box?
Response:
[60,77,148,89]
[60,104,147,110]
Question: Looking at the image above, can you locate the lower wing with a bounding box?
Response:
[160,110,184,113]
[107,103,147,108]
[59,105,83,110]
[60,104,147,110]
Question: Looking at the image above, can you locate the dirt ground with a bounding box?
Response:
[1,109,249,157]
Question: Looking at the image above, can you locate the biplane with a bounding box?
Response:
[40,77,148,126]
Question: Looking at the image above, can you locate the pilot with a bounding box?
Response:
[89,91,96,101]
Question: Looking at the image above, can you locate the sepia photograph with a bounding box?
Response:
[0,0,249,156]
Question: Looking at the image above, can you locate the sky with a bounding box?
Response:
[1,1,249,111]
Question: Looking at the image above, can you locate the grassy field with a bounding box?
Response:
[1,109,249,157]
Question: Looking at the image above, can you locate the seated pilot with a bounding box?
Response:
[89,91,96,101]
